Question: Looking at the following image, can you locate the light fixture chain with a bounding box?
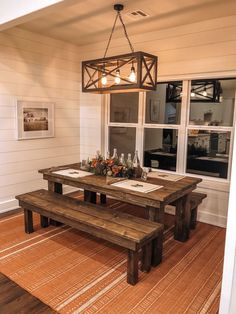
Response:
[103,12,119,59]
[118,11,134,53]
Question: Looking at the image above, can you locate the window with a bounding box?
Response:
[106,78,236,181]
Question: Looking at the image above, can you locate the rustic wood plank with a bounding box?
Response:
[141,242,152,273]
[40,215,49,228]
[25,189,162,235]
[100,193,107,204]
[151,234,163,267]
[0,273,55,313]
[24,209,33,234]
[127,250,139,285]
[16,191,162,245]
[84,190,97,204]
[174,194,191,242]
[48,181,63,226]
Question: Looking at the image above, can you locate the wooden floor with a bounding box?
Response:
[0,273,55,313]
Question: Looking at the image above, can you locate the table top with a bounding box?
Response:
[39,163,202,207]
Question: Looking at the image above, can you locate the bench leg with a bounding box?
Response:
[151,233,163,267]
[190,206,198,229]
[24,209,33,234]
[84,190,97,204]
[141,242,152,273]
[40,215,49,228]
[100,194,107,204]
[127,250,139,285]
[48,181,63,226]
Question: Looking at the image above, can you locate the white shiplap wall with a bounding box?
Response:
[78,15,236,227]
[0,27,81,213]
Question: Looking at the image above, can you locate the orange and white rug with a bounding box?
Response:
[0,200,224,314]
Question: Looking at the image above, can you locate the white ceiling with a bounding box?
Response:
[19,0,236,46]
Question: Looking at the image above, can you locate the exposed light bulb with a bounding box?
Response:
[115,69,121,84]
[129,66,136,82]
[191,91,195,97]
[219,95,223,102]
[202,89,207,97]
[101,73,107,85]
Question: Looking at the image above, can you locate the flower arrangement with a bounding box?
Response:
[87,155,134,178]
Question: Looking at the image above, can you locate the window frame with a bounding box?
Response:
[104,78,236,183]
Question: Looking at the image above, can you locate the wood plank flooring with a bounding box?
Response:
[0,273,55,313]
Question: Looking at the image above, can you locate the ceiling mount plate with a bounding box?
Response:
[114,4,124,12]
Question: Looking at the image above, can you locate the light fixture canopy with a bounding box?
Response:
[82,4,158,94]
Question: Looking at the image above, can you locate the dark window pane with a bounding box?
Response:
[187,130,230,178]
[143,128,178,171]
[109,127,136,157]
[189,79,236,126]
[110,93,139,123]
[145,82,181,124]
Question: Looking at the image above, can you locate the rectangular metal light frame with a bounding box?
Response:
[166,80,222,103]
[82,51,158,94]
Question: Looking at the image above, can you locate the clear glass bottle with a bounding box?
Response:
[106,151,110,159]
[133,150,140,168]
[111,148,118,160]
[126,153,133,168]
[119,153,125,165]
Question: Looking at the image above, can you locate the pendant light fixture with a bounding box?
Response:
[82,4,158,94]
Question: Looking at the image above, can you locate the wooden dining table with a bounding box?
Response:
[38,163,202,242]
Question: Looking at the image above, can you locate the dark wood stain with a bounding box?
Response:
[0,273,55,314]
[16,189,163,285]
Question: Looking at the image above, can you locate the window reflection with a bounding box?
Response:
[110,93,139,123]
[143,128,178,171]
[186,130,230,178]
[189,79,236,126]
[109,127,136,157]
[145,83,181,124]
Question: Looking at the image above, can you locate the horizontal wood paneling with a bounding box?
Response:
[0,28,80,213]
[78,15,236,227]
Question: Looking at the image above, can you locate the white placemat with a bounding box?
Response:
[147,171,184,181]
[111,179,163,193]
[52,168,94,178]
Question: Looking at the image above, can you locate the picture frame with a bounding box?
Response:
[16,101,54,140]
[149,99,160,122]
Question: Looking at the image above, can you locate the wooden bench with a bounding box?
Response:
[170,191,207,230]
[16,189,163,285]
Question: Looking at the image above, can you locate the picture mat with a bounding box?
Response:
[17,101,54,140]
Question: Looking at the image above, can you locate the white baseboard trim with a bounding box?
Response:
[0,186,80,215]
[165,205,227,228]
[0,199,19,214]
[1,193,227,228]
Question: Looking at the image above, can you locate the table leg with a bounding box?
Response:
[174,194,191,242]
[48,181,63,226]
[84,190,97,204]
[146,204,165,266]
[147,204,165,223]
[100,194,107,204]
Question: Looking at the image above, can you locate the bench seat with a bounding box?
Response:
[16,189,163,285]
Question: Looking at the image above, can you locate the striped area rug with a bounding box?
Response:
[0,198,225,314]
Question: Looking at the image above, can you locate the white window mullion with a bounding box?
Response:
[177,80,190,174]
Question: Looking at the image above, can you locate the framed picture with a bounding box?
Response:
[17,101,54,140]
[150,99,160,122]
